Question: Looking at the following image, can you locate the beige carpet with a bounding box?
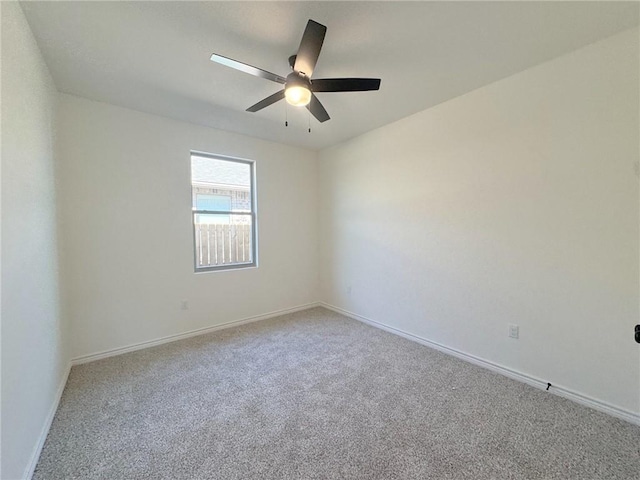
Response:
[35,307,640,479]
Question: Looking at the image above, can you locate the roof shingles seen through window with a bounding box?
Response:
[191,155,250,187]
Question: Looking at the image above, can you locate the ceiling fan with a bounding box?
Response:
[210,19,381,123]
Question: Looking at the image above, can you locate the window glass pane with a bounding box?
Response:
[191,156,250,189]
[196,213,230,224]
[196,194,231,211]
[194,215,253,269]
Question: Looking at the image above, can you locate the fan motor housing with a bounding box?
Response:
[286,71,312,91]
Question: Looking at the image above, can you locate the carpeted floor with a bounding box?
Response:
[35,307,640,479]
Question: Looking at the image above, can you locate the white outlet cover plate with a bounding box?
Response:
[509,324,519,339]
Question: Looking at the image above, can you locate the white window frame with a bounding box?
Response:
[190,151,257,272]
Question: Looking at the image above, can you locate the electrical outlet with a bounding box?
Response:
[181,300,189,311]
[508,324,519,339]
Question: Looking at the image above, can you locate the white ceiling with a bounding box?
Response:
[21,1,639,151]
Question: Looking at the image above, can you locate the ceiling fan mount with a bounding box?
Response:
[210,19,381,123]
[288,55,298,70]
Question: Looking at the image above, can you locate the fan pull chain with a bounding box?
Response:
[308,108,311,133]
[285,102,288,127]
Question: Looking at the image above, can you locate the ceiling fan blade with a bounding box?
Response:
[210,53,286,84]
[246,90,285,112]
[306,93,330,123]
[312,78,381,92]
[294,20,327,77]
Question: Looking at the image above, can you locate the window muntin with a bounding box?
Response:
[191,153,256,271]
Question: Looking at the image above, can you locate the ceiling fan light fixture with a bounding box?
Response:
[285,85,311,107]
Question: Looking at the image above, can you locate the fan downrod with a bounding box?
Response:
[288,55,297,70]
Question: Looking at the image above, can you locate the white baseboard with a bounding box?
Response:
[23,361,72,480]
[320,302,640,427]
[71,302,321,366]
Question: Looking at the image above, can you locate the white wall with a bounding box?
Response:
[56,94,319,359]
[1,2,69,478]
[319,28,640,416]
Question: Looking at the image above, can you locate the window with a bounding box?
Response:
[191,152,256,271]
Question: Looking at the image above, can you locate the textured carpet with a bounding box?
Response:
[35,307,640,479]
